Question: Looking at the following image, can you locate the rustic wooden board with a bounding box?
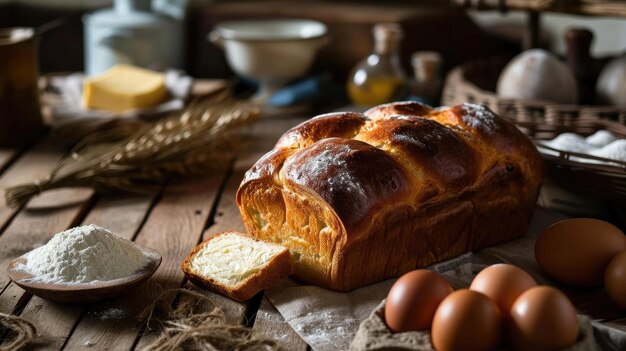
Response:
[0,283,28,314]
[19,300,83,350]
[133,158,256,349]
[63,174,227,350]
[0,139,70,231]
[0,140,93,320]
[135,117,308,349]
[132,156,265,349]
[17,193,158,350]
[131,114,304,348]
[203,162,247,238]
[0,148,19,176]
[254,297,310,351]
[0,86,317,350]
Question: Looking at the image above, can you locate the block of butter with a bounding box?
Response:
[83,64,168,113]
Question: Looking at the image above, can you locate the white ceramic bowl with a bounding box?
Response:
[209,19,329,100]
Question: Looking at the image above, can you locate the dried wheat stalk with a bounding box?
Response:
[5,93,260,209]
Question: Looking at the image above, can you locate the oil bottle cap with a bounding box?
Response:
[373,23,403,55]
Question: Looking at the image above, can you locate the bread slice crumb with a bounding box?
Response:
[181,231,293,302]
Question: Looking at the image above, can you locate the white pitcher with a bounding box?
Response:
[83,0,186,76]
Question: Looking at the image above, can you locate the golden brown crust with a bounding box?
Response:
[365,101,433,119]
[355,116,479,190]
[236,102,543,291]
[282,138,411,234]
[276,112,367,149]
[181,231,294,302]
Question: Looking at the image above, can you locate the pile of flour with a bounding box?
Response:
[18,225,151,284]
[542,130,626,163]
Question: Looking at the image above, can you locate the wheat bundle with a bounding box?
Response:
[5,93,260,209]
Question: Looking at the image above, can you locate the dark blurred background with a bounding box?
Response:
[2,0,625,83]
[2,1,625,78]
[0,1,530,79]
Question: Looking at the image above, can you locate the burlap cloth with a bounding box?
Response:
[265,208,626,351]
[350,290,599,351]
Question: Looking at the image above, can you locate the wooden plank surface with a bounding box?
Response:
[63,174,228,350]
[0,81,316,351]
[0,139,70,232]
[0,283,28,314]
[254,297,310,351]
[0,104,312,351]
[133,164,249,349]
[134,117,308,349]
[0,138,94,316]
[0,148,19,177]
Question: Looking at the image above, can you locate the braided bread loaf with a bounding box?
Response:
[236,102,543,291]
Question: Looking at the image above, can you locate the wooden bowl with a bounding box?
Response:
[6,248,161,304]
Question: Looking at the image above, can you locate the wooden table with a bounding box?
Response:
[0,104,311,350]
[0,85,625,350]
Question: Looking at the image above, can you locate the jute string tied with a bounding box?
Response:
[0,313,36,351]
[140,288,283,351]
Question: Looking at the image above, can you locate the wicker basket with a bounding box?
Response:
[442,57,626,127]
[533,120,626,201]
[442,58,626,201]
[453,0,626,18]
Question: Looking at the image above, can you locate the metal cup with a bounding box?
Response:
[0,28,45,146]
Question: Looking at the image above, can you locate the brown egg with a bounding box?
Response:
[384,270,452,332]
[431,289,502,351]
[470,264,537,318]
[535,218,626,287]
[509,286,579,351]
[605,251,626,309]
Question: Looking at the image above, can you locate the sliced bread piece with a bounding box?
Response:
[181,231,294,302]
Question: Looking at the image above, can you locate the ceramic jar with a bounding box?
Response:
[83,0,185,76]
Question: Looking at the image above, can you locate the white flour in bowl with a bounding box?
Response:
[17,224,151,284]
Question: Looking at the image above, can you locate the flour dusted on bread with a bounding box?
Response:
[181,231,294,302]
[17,225,152,284]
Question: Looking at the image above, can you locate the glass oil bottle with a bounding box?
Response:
[347,23,406,107]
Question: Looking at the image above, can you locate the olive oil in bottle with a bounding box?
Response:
[347,23,406,107]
